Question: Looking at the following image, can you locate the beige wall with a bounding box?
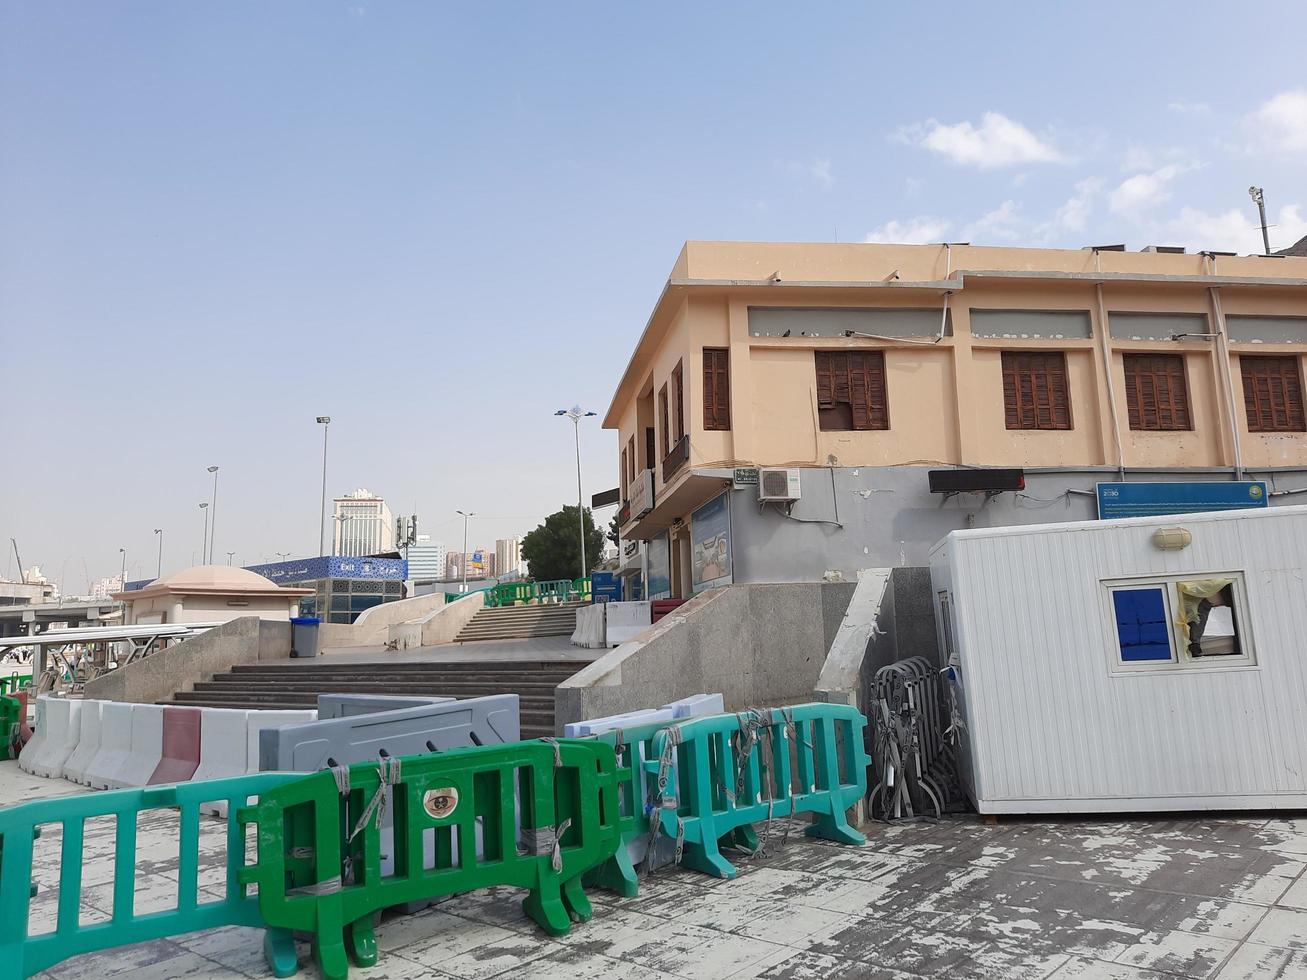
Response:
[127,593,297,625]
[608,243,1307,520]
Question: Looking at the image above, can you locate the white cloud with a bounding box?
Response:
[1159,203,1307,255]
[1167,100,1210,114]
[1109,164,1194,215]
[864,217,951,245]
[898,112,1064,169]
[1247,89,1307,155]
[964,201,1024,242]
[1051,177,1103,233]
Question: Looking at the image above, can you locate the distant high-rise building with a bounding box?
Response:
[90,576,123,600]
[333,488,394,557]
[496,537,524,577]
[446,549,495,582]
[406,535,447,583]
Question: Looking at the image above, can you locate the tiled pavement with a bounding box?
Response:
[7,761,1307,979]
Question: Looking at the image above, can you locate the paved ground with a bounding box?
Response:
[316,635,600,663]
[7,763,1307,978]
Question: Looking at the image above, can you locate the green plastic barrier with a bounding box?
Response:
[0,673,31,698]
[238,738,622,980]
[646,703,869,880]
[0,694,21,762]
[0,772,304,980]
[582,718,688,897]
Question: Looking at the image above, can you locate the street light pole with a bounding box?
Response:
[199,503,209,565]
[227,551,236,566]
[555,407,598,580]
[1248,186,1272,256]
[316,417,331,557]
[119,548,126,591]
[456,510,474,594]
[154,528,163,578]
[206,466,219,564]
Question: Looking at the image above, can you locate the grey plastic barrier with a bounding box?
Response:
[316,694,452,720]
[258,693,520,772]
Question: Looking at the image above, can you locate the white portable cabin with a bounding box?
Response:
[928,504,1307,815]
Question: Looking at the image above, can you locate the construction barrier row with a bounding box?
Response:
[18,696,317,799]
[0,671,31,697]
[5,699,868,978]
[0,692,25,761]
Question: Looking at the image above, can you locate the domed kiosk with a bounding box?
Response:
[115,565,312,626]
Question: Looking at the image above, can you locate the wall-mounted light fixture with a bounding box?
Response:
[1151,527,1192,551]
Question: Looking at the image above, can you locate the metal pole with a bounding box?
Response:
[461,513,469,594]
[200,504,209,564]
[155,529,163,578]
[119,549,126,591]
[317,418,331,557]
[1257,198,1271,256]
[207,466,219,564]
[573,417,586,579]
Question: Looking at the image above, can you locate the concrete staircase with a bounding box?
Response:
[452,601,584,644]
[166,660,586,738]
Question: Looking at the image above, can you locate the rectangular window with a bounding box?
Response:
[659,384,670,458]
[815,350,889,431]
[703,348,731,430]
[620,448,628,498]
[627,436,636,483]
[645,427,655,471]
[672,361,685,441]
[1002,351,1072,430]
[1111,587,1175,663]
[1241,355,1306,432]
[1124,353,1192,431]
[1106,573,1253,671]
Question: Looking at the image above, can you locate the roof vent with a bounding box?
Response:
[1142,245,1186,254]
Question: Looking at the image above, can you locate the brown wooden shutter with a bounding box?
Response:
[659,384,669,457]
[1242,355,1306,432]
[815,352,834,408]
[1124,354,1191,431]
[645,427,655,471]
[866,351,889,430]
[848,353,870,429]
[672,361,684,440]
[1002,352,1072,430]
[703,348,731,430]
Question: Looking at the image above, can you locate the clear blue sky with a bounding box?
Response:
[3,2,1305,591]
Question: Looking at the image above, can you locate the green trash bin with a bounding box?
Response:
[290,616,321,658]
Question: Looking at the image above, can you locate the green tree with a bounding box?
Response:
[521,505,607,581]
[607,514,621,548]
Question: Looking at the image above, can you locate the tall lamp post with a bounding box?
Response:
[1248,186,1272,256]
[199,503,209,564]
[206,465,220,563]
[555,406,597,580]
[226,551,236,566]
[154,528,163,578]
[316,417,331,557]
[118,548,126,591]
[456,509,475,594]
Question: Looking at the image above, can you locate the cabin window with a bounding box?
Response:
[1105,573,1253,671]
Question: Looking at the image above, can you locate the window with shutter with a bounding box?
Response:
[1001,352,1072,430]
[1241,355,1306,432]
[703,348,731,430]
[659,384,670,458]
[672,361,685,440]
[1124,354,1192,431]
[620,448,628,498]
[815,351,889,431]
[627,436,636,482]
[645,427,655,470]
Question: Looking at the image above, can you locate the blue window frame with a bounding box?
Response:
[1112,587,1174,663]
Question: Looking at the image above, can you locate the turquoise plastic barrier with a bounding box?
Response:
[0,772,303,980]
[645,703,868,879]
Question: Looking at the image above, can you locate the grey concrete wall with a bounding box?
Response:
[317,592,447,650]
[726,465,1307,583]
[388,591,486,650]
[85,617,288,704]
[555,581,854,730]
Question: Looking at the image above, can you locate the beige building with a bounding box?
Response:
[117,565,311,625]
[333,488,395,557]
[606,241,1307,598]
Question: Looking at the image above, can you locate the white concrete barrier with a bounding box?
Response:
[83,702,137,790]
[107,703,165,789]
[663,693,724,718]
[17,694,50,774]
[23,697,83,779]
[606,601,653,647]
[190,708,252,816]
[62,700,107,786]
[571,603,607,648]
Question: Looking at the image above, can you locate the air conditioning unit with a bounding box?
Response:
[758,467,802,503]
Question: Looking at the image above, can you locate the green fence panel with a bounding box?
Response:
[0,771,304,980]
[645,703,868,880]
[0,694,22,762]
[238,738,621,980]
[580,717,696,897]
[0,673,32,698]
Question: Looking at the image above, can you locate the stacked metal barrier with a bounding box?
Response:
[867,656,957,821]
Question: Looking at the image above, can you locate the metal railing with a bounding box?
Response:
[447,579,592,609]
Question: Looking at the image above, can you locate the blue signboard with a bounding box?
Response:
[1096,481,1268,520]
[244,555,408,584]
[589,571,622,604]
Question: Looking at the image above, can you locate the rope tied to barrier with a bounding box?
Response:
[643,725,684,876]
[344,755,402,849]
[521,818,573,873]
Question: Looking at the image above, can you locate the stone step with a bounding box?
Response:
[229,660,580,674]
